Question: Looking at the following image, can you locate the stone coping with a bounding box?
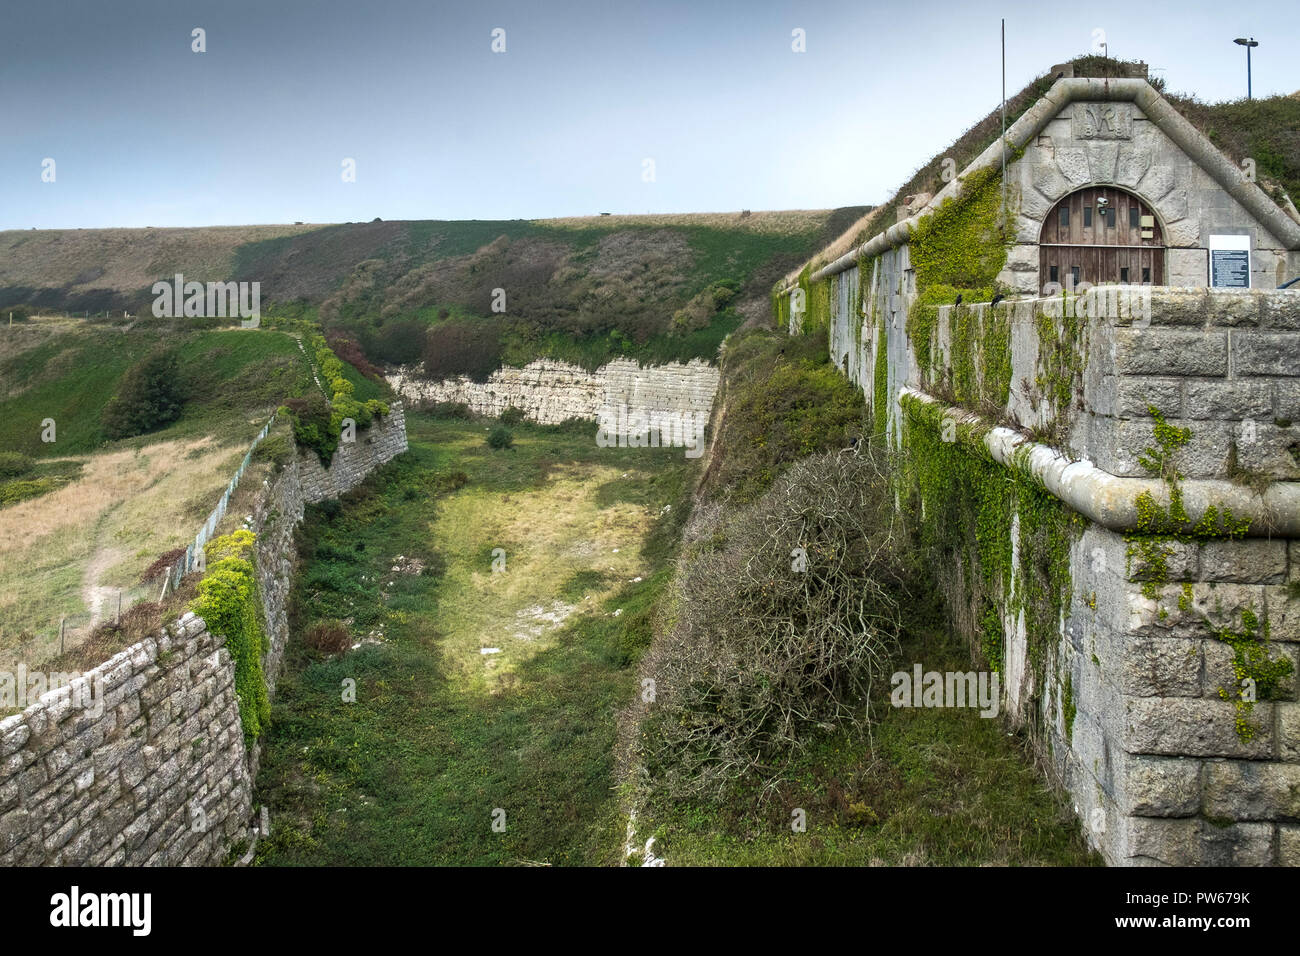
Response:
[900,386,1300,536]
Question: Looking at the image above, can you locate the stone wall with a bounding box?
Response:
[794,252,1300,864]
[0,406,408,865]
[386,358,719,427]
[0,614,252,865]
[999,99,1299,292]
[297,403,409,502]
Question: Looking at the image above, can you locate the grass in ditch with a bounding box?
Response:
[253,412,694,865]
[637,597,1101,866]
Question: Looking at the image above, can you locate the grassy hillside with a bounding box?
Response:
[0,318,338,657]
[0,224,319,314]
[0,319,319,457]
[1,209,869,375]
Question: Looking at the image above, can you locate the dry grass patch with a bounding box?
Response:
[0,435,246,663]
[432,460,653,690]
[0,224,320,294]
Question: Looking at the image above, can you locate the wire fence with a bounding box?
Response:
[160,413,278,595]
[1,412,280,672]
[0,578,158,672]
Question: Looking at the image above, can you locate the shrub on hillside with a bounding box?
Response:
[423,319,504,382]
[101,349,185,440]
[325,331,384,380]
[253,433,293,472]
[0,451,33,479]
[368,319,427,366]
[282,393,335,465]
[702,328,864,503]
[669,279,741,335]
[0,304,34,322]
[639,449,910,802]
[499,406,525,426]
[487,425,514,450]
[304,619,352,654]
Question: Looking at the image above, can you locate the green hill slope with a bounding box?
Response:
[1,210,869,375]
[0,320,321,458]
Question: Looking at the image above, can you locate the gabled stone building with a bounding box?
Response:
[778,69,1300,865]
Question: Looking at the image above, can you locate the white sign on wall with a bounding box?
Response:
[1209,234,1251,288]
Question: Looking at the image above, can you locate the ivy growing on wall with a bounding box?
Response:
[898,393,1083,698]
[906,165,1014,383]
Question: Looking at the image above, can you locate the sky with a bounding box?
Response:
[2,0,1296,230]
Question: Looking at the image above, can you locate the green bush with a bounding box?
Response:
[283,393,335,465]
[1,304,35,322]
[253,433,293,472]
[499,406,525,426]
[190,530,270,741]
[487,425,514,450]
[0,451,33,479]
[0,478,57,506]
[101,349,185,440]
[703,328,864,503]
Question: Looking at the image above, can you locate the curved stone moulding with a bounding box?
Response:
[899,387,1300,537]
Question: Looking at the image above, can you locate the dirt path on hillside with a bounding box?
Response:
[82,544,125,627]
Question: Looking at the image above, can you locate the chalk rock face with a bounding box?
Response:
[387,358,720,426]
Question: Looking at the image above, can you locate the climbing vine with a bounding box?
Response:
[898,393,1084,689]
[906,164,1014,383]
[1031,298,1089,445]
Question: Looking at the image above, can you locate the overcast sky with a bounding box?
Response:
[2,0,1295,230]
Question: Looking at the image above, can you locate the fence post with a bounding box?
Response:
[116,590,122,625]
[59,617,65,655]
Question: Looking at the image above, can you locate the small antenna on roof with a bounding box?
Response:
[1001,19,1007,224]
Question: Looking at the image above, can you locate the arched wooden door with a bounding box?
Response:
[1039,186,1165,286]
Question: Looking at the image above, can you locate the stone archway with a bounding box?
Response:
[1039,185,1166,286]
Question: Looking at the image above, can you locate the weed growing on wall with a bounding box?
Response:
[1030,299,1088,444]
[1120,405,1290,741]
[1126,406,1252,598]
[1212,608,1293,741]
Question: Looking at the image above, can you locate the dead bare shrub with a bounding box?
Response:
[303,619,351,654]
[639,448,909,801]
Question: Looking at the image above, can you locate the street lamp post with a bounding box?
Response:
[1234,37,1258,100]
